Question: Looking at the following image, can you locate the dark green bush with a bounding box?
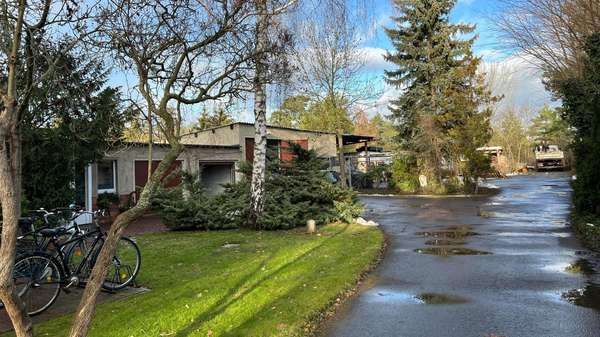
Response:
[554,33,600,217]
[152,144,363,231]
[97,192,120,212]
[390,154,419,193]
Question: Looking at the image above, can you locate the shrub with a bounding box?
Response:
[351,171,373,189]
[390,154,419,193]
[152,145,363,231]
[96,192,119,212]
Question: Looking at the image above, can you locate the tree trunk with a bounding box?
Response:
[336,133,348,188]
[147,112,153,183]
[248,0,268,229]
[0,1,34,334]
[0,124,33,337]
[68,144,183,337]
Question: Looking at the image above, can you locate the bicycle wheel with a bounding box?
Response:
[13,253,63,316]
[102,237,141,291]
[63,236,96,278]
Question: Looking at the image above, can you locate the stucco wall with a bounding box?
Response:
[181,123,338,160]
[181,124,241,146]
[91,144,241,198]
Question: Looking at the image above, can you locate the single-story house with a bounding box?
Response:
[81,123,373,211]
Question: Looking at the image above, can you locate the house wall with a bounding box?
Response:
[181,123,338,160]
[89,144,241,207]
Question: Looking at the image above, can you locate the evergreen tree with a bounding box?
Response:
[196,106,234,130]
[21,50,125,209]
[384,0,493,191]
[371,113,398,150]
[269,95,309,128]
[529,105,572,149]
[554,33,600,216]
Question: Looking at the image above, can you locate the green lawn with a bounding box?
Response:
[6,223,382,337]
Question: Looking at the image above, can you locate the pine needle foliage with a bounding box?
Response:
[384,0,496,193]
[153,144,363,230]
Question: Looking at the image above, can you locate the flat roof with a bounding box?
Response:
[181,122,375,144]
[122,141,240,149]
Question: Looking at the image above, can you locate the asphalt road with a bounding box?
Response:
[322,173,600,337]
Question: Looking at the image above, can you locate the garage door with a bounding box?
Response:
[200,162,234,195]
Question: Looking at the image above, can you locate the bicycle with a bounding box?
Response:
[9,210,141,316]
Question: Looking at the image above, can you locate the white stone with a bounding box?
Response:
[355,217,379,227]
[419,175,428,187]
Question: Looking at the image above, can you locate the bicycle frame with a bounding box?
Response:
[45,227,105,285]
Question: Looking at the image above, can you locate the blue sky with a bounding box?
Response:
[360,0,555,122]
[364,0,510,59]
[109,0,554,124]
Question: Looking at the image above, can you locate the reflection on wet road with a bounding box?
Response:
[322,173,600,337]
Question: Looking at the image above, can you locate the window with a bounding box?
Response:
[97,160,116,193]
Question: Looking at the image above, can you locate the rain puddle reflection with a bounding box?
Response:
[415,225,478,239]
[561,283,600,311]
[424,239,466,246]
[414,247,492,256]
[369,289,469,305]
[415,292,469,304]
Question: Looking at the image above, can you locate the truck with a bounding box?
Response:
[534,145,565,170]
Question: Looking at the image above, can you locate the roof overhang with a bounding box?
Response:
[342,134,375,145]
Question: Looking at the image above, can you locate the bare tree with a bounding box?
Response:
[289,0,377,187]
[496,0,600,81]
[0,1,103,336]
[65,1,258,336]
[248,0,295,228]
[249,0,269,227]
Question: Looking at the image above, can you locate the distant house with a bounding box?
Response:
[81,122,373,211]
[348,145,393,173]
[477,146,509,174]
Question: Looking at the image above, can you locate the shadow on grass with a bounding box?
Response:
[222,278,310,336]
[173,224,350,337]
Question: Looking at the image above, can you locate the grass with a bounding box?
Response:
[3,223,383,337]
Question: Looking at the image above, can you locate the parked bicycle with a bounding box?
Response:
[2,206,141,316]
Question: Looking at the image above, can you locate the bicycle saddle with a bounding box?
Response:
[39,227,68,237]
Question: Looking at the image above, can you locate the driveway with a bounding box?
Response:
[322,173,600,337]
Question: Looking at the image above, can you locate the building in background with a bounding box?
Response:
[82,123,373,211]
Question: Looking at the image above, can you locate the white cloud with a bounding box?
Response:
[360,47,389,71]
[365,52,556,122]
[480,53,558,123]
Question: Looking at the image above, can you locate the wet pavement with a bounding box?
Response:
[322,173,600,337]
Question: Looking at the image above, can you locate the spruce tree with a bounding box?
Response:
[384,0,493,191]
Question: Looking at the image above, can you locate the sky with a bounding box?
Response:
[359,0,556,123]
[109,0,556,125]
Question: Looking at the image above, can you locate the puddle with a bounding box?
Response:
[424,239,466,246]
[369,290,421,303]
[564,258,596,275]
[415,292,469,304]
[478,210,495,218]
[414,247,492,256]
[415,225,478,239]
[369,289,469,305]
[561,283,600,310]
